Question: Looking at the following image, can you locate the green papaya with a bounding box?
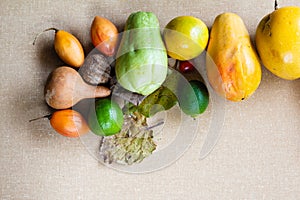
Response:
[116,11,168,96]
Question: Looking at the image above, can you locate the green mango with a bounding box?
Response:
[138,86,177,118]
[116,11,168,96]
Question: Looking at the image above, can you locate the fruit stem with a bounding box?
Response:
[29,114,52,122]
[144,121,164,130]
[275,0,278,10]
[167,59,179,69]
[174,59,179,69]
[32,28,59,45]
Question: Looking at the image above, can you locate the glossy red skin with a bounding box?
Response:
[179,60,195,73]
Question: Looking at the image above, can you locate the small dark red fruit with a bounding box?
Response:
[178,60,195,73]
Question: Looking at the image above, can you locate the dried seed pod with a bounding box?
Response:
[99,113,157,165]
[79,53,111,85]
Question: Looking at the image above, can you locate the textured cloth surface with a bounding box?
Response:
[1,0,300,199]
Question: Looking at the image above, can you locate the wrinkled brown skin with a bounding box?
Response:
[91,16,119,56]
[50,109,89,138]
[44,66,111,109]
[79,53,111,85]
[54,30,85,68]
[206,13,262,102]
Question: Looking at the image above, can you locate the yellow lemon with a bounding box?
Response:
[163,16,209,60]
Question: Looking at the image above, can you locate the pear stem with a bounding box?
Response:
[32,28,59,45]
[29,114,52,122]
[275,0,278,10]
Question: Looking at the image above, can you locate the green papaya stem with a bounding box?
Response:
[275,0,278,10]
[29,114,52,122]
[32,27,59,45]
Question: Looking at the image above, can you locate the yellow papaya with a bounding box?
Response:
[206,13,261,102]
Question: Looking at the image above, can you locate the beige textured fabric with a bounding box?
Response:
[1,0,300,199]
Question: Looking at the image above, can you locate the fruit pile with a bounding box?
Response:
[31,1,300,164]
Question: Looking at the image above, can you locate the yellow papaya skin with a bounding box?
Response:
[206,13,262,102]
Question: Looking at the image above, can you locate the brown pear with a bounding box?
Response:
[44,66,111,109]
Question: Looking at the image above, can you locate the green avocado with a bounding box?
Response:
[178,80,209,118]
[116,11,168,96]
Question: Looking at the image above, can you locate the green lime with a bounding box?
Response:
[179,80,209,117]
[88,98,124,136]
